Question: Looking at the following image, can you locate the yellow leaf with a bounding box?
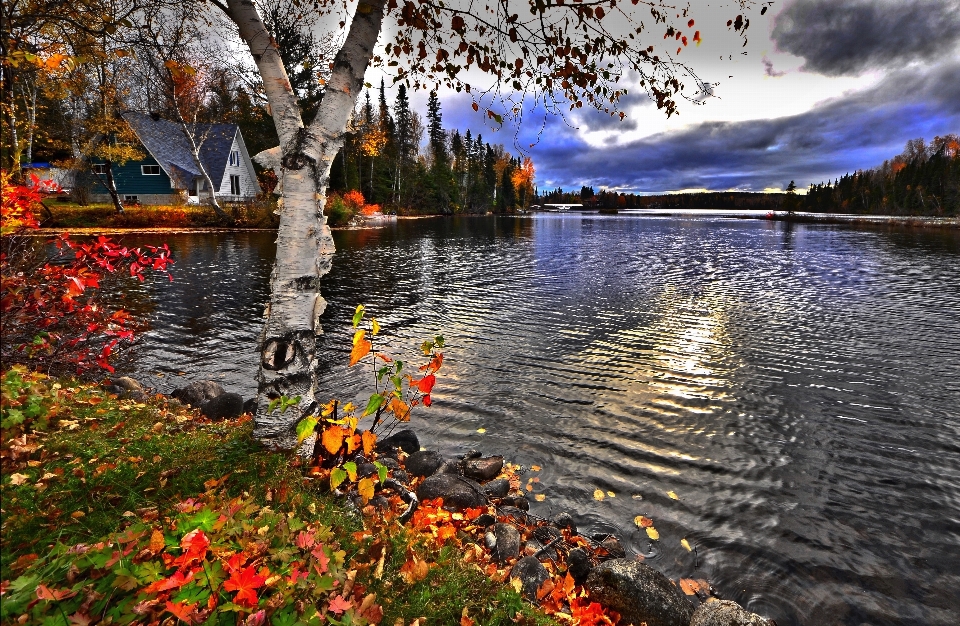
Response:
[530,465,541,472]
[358,477,375,504]
[634,515,654,528]
[342,402,355,414]
[476,428,486,434]
[607,491,615,498]
[353,329,366,345]
[322,426,345,455]
[645,526,660,540]
[371,318,381,335]
[349,339,372,366]
[681,538,692,552]
[593,489,605,501]
[510,578,523,594]
[362,430,377,456]
[9,473,28,485]
[667,490,679,500]
[534,494,546,502]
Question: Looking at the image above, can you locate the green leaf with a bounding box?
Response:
[296,416,319,445]
[374,461,388,485]
[395,360,403,372]
[352,304,365,327]
[435,335,445,348]
[377,365,391,383]
[343,462,357,482]
[362,393,385,417]
[268,397,281,413]
[330,467,347,490]
[183,509,218,532]
[390,375,403,391]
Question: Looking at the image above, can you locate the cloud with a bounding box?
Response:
[528,60,960,192]
[771,0,960,76]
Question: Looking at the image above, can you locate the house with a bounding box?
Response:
[90,111,260,205]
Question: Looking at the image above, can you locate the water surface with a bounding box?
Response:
[124,215,960,626]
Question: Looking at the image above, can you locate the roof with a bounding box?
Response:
[122,111,239,188]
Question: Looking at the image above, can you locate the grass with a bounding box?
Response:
[0,368,556,625]
[38,199,278,229]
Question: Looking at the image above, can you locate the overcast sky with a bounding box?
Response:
[373,0,960,194]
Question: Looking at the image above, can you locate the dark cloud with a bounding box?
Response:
[528,61,960,192]
[771,0,960,76]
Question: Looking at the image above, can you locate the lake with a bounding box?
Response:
[120,215,960,626]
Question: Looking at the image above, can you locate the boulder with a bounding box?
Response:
[172,380,225,408]
[492,523,521,563]
[483,478,511,498]
[437,461,462,475]
[376,429,420,455]
[567,548,592,585]
[111,377,143,392]
[405,450,444,477]
[392,470,409,484]
[599,535,626,559]
[461,456,504,481]
[200,392,244,420]
[357,463,377,479]
[551,512,577,535]
[509,556,549,600]
[415,473,486,510]
[499,495,529,511]
[460,449,482,460]
[690,600,775,626]
[475,513,497,527]
[377,457,400,470]
[242,397,257,415]
[586,559,694,626]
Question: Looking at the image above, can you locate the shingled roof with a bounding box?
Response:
[122,111,239,189]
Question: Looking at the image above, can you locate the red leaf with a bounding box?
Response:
[223,565,266,608]
[328,594,353,615]
[165,600,198,624]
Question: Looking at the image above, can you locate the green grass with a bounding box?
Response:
[0,372,556,625]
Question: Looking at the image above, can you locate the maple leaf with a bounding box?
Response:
[179,528,209,560]
[295,530,315,549]
[165,600,198,624]
[143,569,195,593]
[328,594,353,615]
[223,565,266,607]
[312,545,330,573]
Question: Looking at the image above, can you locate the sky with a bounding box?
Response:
[373,0,960,195]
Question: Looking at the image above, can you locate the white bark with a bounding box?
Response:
[224,0,387,448]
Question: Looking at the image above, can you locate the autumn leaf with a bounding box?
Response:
[223,564,266,607]
[667,490,679,500]
[358,477,375,504]
[371,318,381,335]
[645,526,660,540]
[476,428,486,433]
[410,374,436,394]
[350,333,372,366]
[296,416,318,445]
[634,515,654,528]
[679,578,707,596]
[165,600,198,624]
[681,538,692,552]
[328,594,353,615]
[343,461,358,482]
[535,494,546,501]
[362,430,377,455]
[593,489,605,501]
[295,530,315,549]
[352,304,365,327]
[322,426,345,455]
[9,473,29,485]
[149,530,165,553]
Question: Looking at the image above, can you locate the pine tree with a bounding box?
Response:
[426,90,446,164]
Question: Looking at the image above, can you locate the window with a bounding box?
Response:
[92,164,108,175]
[230,175,241,196]
[141,164,160,175]
[229,150,240,166]
[123,195,139,203]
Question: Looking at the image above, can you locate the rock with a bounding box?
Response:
[200,392,244,420]
[242,397,257,415]
[405,451,444,477]
[499,495,529,511]
[461,456,504,481]
[111,377,143,392]
[172,380,225,408]
[460,449,482,460]
[585,559,694,626]
[690,600,775,626]
[357,463,377,479]
[492,523,521,563]
[475,513,497,527]
[533,525,562,544]
[509,556,549,600]
[370,495,390,510]
[498,507,529,525]
[377,457,400,470]
[551,512,577,535]
[483,478,510,498]
[599,535,626,559]
[567,548,592,586]
[376,429,419,455]
[392,470,409,484]
[415,474,486,510]
[438,461,462,475]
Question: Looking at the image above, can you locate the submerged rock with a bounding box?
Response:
[509,556,549,600]
[415,473,486,510]
[172,380,225,407]
[405,450,444,477]
[586,559,694,626]
[690,599,775,626]
[200,392,244,420]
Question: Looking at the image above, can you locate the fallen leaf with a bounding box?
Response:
[70,511,85,519]
[681,538,692,552]
[476,428,486,433]
[645,526,660,540]
[667,490,679,500]
[535,494,546,502]
[149,530,165,553]
[679,578,707,595]
[593,489,605,501]
[510,577,523,594]
[530,465,541,472]
[607,491,615,498]
[634,515,654,528]
[9,473,29,485]
[328,594,352,615]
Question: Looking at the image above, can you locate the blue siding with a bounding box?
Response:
[94,155,174,195]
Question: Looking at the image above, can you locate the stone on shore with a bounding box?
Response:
[376,429,420,455]
[509,556,549,600]
[492,523,521,563]
[690,599,775,626]
[200,392,244,420]
[405,450,444,477]
[567,548,592,585]
[586,559,694,626]
[461,456,504,481]
[171,380,225,407]
[415,473,486,510]
[483,478,510,498]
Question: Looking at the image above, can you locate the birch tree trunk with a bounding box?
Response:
[224,0,387,449]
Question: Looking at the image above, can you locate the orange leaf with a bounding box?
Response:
[328,594,353,615]
[322,426,345,455]
[410,374,436,394]
[358,477,375,504]
[349,339,372,366]
[679,578,708,596]
[362,430,377,455]
[149,530,165,553]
